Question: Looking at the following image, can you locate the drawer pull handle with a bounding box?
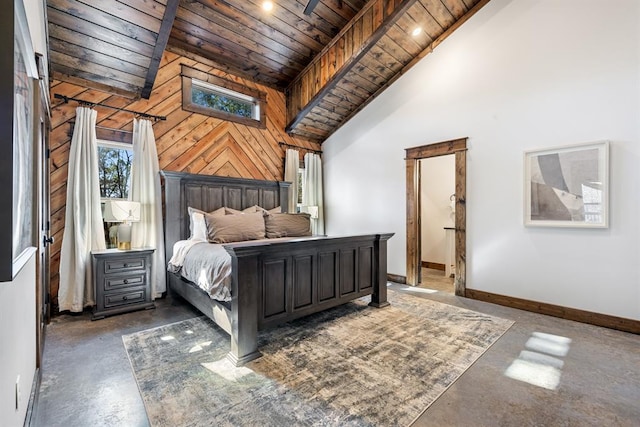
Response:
[123,296,128,301]
[123,279,129,284]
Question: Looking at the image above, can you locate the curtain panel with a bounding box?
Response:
[58,107,106,312]
[284,149,299,213]
[130,118,166,298]
[303,153,325,235]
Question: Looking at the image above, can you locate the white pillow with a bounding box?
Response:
[188,209,209,241]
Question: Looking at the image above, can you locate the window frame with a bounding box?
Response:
[181,65,267,129]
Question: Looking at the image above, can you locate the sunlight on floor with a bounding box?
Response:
[504,332,572,390]
[394,284,438,294]
[202,358,254,382]
[189,341,212,353]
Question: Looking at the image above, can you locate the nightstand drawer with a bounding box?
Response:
[104,288,146,308]
[104,257,146,274]
[104,273,146,291]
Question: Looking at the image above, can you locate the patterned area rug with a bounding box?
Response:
[123,290,513,426]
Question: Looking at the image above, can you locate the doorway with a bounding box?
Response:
[405,138,467,296]
[419,155,455,293]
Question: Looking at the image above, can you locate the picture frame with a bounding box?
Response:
[524,141,609,228]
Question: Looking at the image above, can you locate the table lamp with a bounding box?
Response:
[102,200,141,250]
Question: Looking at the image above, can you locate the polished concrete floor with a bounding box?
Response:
[34,276,639,427]
[419,267,455,293]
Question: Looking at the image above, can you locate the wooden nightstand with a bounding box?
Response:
[91,248,155,320]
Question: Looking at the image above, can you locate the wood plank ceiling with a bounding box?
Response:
[47,0,179,98]
[46,0,490,142]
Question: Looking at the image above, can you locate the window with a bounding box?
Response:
[98,139,133,248]
[192,81,259,120]
[181,65,266,128]
[97,139,133,199]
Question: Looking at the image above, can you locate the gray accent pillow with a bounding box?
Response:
[205,211,266,243]
[264,213,311,238]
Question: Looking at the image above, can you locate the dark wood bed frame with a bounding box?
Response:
[161,171,393,366]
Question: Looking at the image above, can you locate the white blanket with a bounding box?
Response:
[168,239,232,302]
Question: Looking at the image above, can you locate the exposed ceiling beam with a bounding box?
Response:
[286,0,420,136]
[304,0,321,15]
[141,0,180,99]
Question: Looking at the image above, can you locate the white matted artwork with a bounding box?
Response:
[524,141,609,228]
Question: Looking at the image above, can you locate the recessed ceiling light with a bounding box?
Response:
[263,1,274,11]
[412,27,422,37]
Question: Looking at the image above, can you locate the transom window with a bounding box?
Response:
[181,65,266,128]
[191,80,259,120]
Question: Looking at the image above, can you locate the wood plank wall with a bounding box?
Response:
[285,0,403,130]
[49,50,320,309]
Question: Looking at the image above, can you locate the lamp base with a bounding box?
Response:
[117,223,133,251]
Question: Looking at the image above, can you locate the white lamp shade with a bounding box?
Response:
[103,200,141,223]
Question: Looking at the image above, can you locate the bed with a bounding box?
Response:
[161,171,393,366]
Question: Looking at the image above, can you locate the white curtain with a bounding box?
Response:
[302,153,325,235]
[130,118,166,298]
[59,107,106,312]
[284,149,299,213]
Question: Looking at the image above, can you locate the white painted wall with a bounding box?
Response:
[420,156,455,265]
[0,253,36,426]
[0,1,47,424]
[323,0,640,320]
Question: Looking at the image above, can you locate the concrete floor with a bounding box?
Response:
[419,267,455,293]
[33,278,639,427]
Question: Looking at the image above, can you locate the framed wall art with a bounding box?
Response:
[524,141,609,228]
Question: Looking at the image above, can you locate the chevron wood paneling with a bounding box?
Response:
[49,50,320,309]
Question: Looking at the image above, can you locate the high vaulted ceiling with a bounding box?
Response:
[47,0,490,142]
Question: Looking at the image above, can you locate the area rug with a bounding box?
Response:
[123,289,513,426]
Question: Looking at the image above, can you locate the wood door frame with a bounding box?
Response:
[405,138,467,295]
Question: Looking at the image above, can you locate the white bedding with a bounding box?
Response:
[168,239,232,302]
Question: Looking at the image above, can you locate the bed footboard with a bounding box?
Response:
[225,233,393,366]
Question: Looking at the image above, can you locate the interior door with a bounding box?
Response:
[35,57,51,368]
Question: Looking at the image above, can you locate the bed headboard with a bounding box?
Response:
[160,170,291,264]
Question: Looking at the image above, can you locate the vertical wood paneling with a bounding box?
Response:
[293,255,314,309]
[263,258,287,318]
[318,252,337,301]
[48,51,320,309]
